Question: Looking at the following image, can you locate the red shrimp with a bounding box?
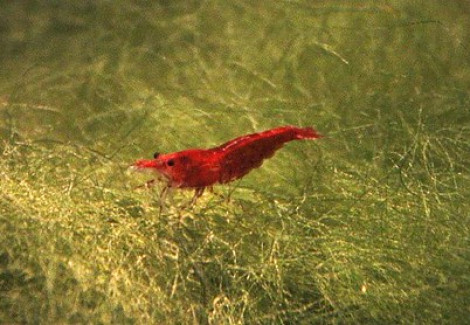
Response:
[131,126,322,203]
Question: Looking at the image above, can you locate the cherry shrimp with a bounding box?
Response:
[131,125,322,205]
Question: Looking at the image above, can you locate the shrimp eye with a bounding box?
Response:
[167,159,175,167]
[153,152,160,159]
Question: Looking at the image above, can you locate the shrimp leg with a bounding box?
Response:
[178,187,206,210]
[135,179,156,189]
[189,187,205,206]
[177,187,206,224]
[159,185,172,213]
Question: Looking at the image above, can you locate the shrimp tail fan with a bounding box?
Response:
[294,126,322,140]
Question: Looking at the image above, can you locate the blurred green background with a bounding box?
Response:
[1,1,469,323]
